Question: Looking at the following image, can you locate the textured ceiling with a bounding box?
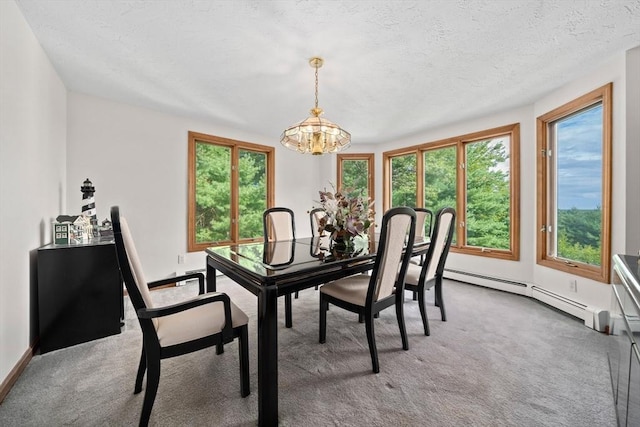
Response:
[14,0,640,145]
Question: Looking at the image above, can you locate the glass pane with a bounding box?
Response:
[238,150,267,240]
[465,136,511,250]
[341,159,369,198]
[195,143,231,243]
[423,146,457,241]
[390,154,416,207]
[553,103,603,266]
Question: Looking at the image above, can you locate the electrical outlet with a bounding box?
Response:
[569,279,577,292]
[178,254,185,264]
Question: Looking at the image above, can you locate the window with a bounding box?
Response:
[423,144,457,242]
[536,83,612,282]
[337,153,374,203]
[389,152,417,208]
[384,123,520,260]
[188,132,274,252]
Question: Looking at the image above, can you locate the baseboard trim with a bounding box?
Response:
[0,346,33,403]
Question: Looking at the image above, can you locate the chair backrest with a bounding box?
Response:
[421,207,456,283]
[309,207,325,237]
[367,207,416,302]
[263,207,295,241]
[111,206,154,311]
[414,208,433,240]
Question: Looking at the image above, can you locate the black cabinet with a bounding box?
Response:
[37,238,123,353]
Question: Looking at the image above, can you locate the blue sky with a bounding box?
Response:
[555,104,603,210]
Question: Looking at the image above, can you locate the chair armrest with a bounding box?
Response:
[148,272,205,294]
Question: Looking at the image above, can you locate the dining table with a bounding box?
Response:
[205,233,429,426]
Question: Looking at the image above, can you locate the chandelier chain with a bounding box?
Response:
[314,65,319,109]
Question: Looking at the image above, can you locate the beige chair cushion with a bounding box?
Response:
[120,216,155,309]
[404,262,422,287]
[267,211,294,241]
[374,214,412,300]
[156,298,249,347]
[415,210,429,239]
[320,275,370,307]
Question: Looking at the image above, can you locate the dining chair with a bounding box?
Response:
[263,207,296,241]
[319,207,416,373]
[309,207,326,237]
[404,207,456,336]
[111,206,250,426]
[263,207,297,327]
[309,207,327,290]
[412,207,433,267]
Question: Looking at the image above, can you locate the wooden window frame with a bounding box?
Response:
[336,153,375,203]
[383,123,520,261]
[187,131,274,252]
[536,83,612,283]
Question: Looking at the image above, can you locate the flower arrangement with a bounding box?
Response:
[315,184,375,241]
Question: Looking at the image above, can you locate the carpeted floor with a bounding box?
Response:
[0,278,617,426]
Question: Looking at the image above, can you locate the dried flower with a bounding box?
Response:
[315,184,374,239]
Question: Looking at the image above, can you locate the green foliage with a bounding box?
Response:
[423,147,457,240]
[556,208,601,265]
[421,139,510,249]
[465,140,510,249]
[341,160,369,195]
[195,144,231,243]
[391,154,417,207]
[195,144,266,244]
[238,150,267,239]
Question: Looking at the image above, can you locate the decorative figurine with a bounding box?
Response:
[81,178,98,237]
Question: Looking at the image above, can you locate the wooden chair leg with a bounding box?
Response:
[319,296,328,343]
[412,290,417,301]
[395,301,409,350]
[140,355,160,427]
[417,289,430,336]
[295,291,299,299]
[364,311,379,373]
[216,342,224,354]
[436,281,446,321]
[285,293,293,328]
[238,326,250,397]
[134,347,146,394]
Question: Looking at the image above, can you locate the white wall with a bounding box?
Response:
[0,0,67,384]
[67,93,323,279]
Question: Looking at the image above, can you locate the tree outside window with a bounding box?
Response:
[384,123,520,260]
[188,132,274,252]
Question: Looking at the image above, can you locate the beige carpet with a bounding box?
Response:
[0,277,616,426]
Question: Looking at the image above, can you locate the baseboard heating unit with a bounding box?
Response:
[444,268,608,332]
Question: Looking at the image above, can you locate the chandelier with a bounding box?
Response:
[280,57,351,155]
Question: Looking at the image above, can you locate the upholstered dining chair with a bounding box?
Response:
[263,207,295,241]
[404,207,456,336]
[319,207,416,373]
[412,207,433,266]
[111,206,250,426]
[309,207,327,290]
[309,207,326,237]
[414,207,433,241]
[263,207,297,327]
